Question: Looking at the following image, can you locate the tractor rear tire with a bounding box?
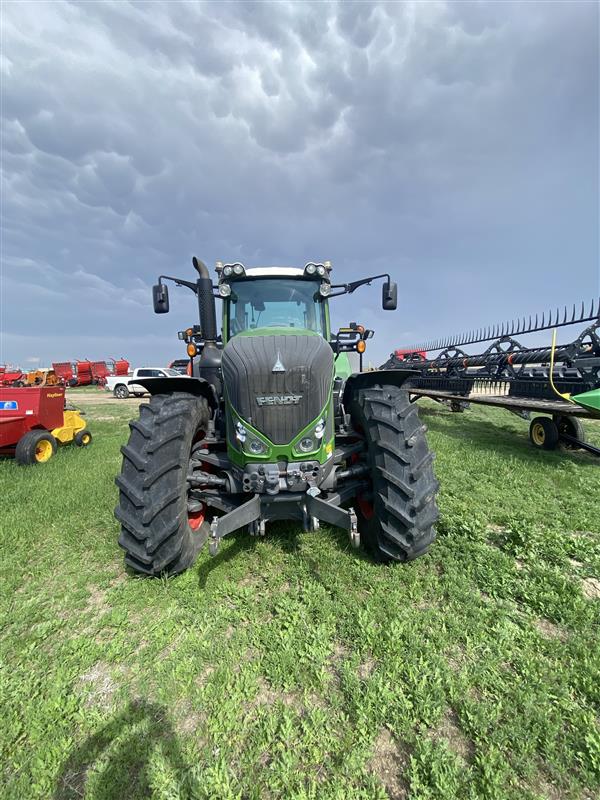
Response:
[115,392,211,576]
[350,385,439,562]
[15,430,57,465]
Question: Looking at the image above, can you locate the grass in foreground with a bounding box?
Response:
[1,398,599,800]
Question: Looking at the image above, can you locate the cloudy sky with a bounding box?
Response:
[1,0,598,369]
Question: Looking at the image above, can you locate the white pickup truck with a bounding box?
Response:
[105,367,187,399]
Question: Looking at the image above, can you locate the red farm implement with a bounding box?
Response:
[90,361,111,386]
[0,367,25,387]
[394,348,427,362]
[52,359,130,386]
[74,360,94,386]
[52,362,77,387]
[0,385,92,465]
[108,358,130,376]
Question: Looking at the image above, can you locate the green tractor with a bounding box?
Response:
[115,259,439,576]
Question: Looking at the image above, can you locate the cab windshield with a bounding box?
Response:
[228,278,325,337]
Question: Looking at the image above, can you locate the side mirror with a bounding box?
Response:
[382,280,397,311]
[152,283,170,314]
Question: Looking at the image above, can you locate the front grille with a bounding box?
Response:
[221,334,333,445]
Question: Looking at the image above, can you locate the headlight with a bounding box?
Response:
[233,264,244,275]
[293,415,328,455]
[219,283,231,297]
[223,265,233,277]
[316,265,325,276]
[241,431,270,456]
[319,283,331,297]
[305,263,316,274]
[234,418,270,456]
[246,437,268,455]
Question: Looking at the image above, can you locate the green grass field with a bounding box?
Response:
[1,397,599,800]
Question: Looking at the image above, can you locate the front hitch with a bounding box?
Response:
[207,492,360,556]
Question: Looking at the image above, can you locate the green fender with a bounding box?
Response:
[572,388,600,416]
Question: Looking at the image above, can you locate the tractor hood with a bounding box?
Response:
[221,330,334,445]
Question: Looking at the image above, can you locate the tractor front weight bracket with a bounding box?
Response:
[207,492,361,557]
[209,494,262,555]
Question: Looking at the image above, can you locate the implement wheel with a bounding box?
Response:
[553,414,585,450]
[350,384,439,562]
[115,392,211,576]
[74,430,92,447]
[15,430,57,465]
[529,417,559,451]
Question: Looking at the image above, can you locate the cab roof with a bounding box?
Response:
[243,266,305,278]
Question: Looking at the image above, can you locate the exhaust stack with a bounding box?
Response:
[192,257,218,342]
[192,257,221,395]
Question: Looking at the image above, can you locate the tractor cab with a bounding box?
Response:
[214,264,336,471]
[218,265,330,341]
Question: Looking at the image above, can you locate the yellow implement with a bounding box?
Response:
[52,409,91,446]
[25,369,61,386]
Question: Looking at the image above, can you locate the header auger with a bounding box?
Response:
[115,259,439,576]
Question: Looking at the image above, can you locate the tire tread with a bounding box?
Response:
[350,385,439,562]
[115,392,210,576]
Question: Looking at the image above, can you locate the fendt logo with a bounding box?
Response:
[256,394,302,407]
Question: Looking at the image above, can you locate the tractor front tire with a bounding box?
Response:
[15,430,57,465]
[350,385,439,563]
[115,392,211,577]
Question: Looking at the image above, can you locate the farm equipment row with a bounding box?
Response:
[382,298,600,455]
[0,385,92,465]
[0,358,130,388]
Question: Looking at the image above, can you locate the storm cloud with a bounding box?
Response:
[1,0,598,367]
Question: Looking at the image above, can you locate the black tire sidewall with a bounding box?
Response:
[75,430,92,447]
[173,398,210,559]
[15,430,57,465]
[348,394,389,558]
[554,414,585,449]
[530,417,559,450]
